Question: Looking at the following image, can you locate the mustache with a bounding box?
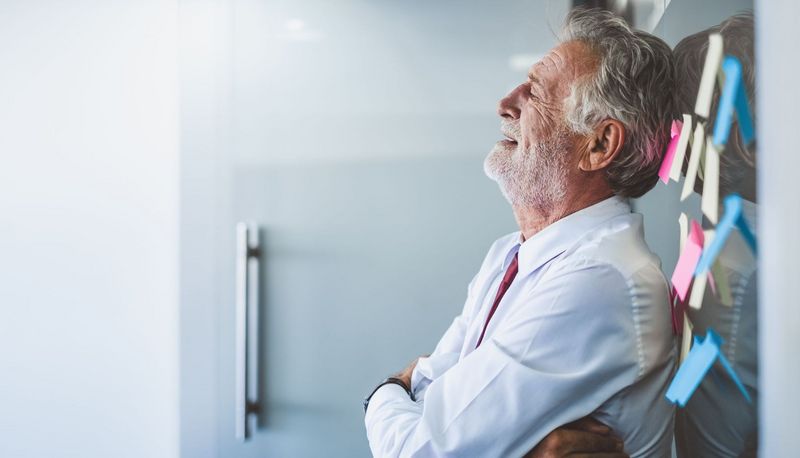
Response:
[501,119,521,142]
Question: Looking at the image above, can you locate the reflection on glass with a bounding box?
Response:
[671,12,758,458]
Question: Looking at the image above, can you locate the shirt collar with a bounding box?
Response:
[501,196,631,277]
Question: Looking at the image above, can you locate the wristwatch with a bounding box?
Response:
[363,377,416,413]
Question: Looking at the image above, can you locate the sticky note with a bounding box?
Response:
[733,70,755,145]
[678,213,689,253]
[697,138,706,182]
[681,123,705,201]
[666,330,721,407]
[711,259,733,306]
[688,228,714,310]
[680,314,693,364]
[695,194,758,276]
[669,114,693,182]
[666,328,751,407]
[736,212,758,256]
[695,198,739,276]
[659,120,683,184]
[701,139,721,224]
[672,220,704,302]
[717,349,753,403]
[695,34,724,118]
[688,267,708,310]
[702,230,733,307]
[712,55,756,147]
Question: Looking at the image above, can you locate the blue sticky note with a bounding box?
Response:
[695,195,740,276]
[734,73,755,145]
[735,209,758,256]
[665,330,721,407]
[666,328,751,407]
[712,56,755,147]
[695,194,757,276]
[717,350,753,403]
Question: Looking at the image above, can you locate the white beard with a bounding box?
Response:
[484,121,570,212]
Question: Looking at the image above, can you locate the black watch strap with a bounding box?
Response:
[363,377,416,413]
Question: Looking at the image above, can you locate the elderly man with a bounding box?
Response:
[364,9,677,457]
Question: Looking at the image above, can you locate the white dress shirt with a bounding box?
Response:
[365,196,676,457]
[675,199,758,457]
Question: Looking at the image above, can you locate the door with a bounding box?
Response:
[180,0,567,456]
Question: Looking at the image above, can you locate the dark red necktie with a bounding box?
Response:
[475,252,519,348]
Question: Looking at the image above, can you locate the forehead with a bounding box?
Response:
[528,40,598,85]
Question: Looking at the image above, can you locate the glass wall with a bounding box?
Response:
[639,0,758,456]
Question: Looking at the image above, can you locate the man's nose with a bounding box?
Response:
[497,84,524,120]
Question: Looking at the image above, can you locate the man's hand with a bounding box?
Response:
[392,356,427,390]
[524,417,628,458]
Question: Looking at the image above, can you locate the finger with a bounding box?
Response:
[559,429,623,453]
[565,417,612,435]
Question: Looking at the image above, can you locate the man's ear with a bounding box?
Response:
[578,119,625,172]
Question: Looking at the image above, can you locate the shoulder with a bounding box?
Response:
[552,211,670,311]
[561,213,662,279]
[541,213,673,375]
[548,213,669,309]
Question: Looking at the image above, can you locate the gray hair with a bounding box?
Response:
[560,8,677,198]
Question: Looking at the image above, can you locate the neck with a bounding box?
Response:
[514,185,614,241]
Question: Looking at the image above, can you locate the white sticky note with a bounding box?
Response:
[681,123,706,201]
[679,213,689,253]
[669,114,693,182]
[698,142,706,182]
[695,34,724,118]
[689,270,707,309]
[711,260,733,306]
[680,314,694,364]
[701,139,721,224]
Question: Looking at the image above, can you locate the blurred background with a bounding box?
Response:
[1,0,797,457]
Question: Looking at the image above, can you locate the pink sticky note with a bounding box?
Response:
[658,120,683,184]
[671,220,704,301]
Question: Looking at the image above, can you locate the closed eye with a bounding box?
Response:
[527,80,542,99]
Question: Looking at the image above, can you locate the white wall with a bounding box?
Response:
[0,2,179,457]
[756,1,800,456]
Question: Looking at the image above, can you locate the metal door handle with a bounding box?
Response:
[235,222,261,441]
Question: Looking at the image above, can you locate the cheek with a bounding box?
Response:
[519,108,555,149]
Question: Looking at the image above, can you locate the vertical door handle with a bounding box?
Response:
[235,222,261,441]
